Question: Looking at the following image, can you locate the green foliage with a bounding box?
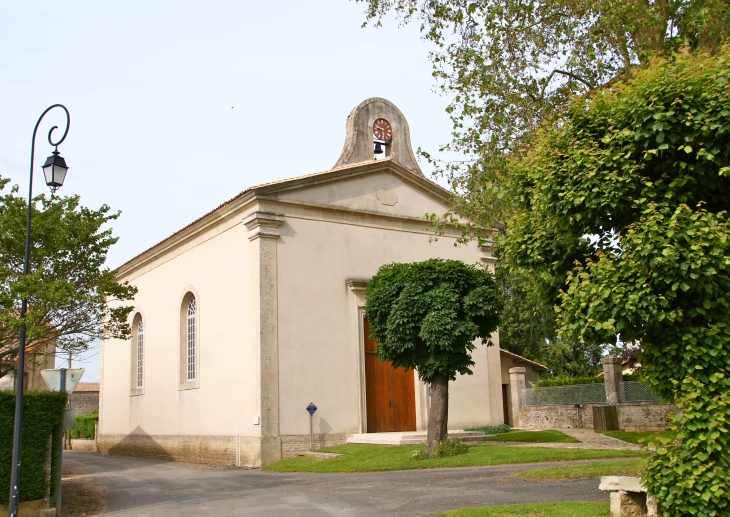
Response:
[0,391,67,504]
[464,424,511,435]
[263,443,639,473]
[437,501,610,517]
[506,48,730,517]
[0,177,137,379]
[358,0,730,242]
[365,259,500,382]
[534,374,603,387]
[412,436,469,460]
[487,430,581,443]
[70,410,98,439]
[512,459,644,481]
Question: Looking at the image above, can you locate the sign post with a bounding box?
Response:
[306,403,317,452]
[41,368,84,516]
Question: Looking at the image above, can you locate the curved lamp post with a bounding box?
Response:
[8,105,70,517]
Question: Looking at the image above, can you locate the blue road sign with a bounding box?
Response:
[306,402,317,415]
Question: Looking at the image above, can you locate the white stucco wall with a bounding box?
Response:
[100,221,254,442]
[275,215,503,437]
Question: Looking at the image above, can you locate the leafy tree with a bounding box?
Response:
[504,48,730,516]
[366,259,500,455]
[0,177,137,379]
[496,262,604,377]
[357,0,730,237]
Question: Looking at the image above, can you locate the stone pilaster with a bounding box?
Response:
[509,367,526,428]
[601,357,624,404]
[244,211,283,467]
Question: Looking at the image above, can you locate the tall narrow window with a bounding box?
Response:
[187,296,197,381]
[136,319,144,388]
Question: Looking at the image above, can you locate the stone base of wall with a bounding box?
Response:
[281,433,348,458]
[98,434,249,466]
[97,432,350,466]
[519,402,679,430]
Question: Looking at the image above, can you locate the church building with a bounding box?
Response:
[98,98,543,467]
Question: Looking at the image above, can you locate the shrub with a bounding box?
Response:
[70,410,98,439]
[0,390,67,504]
[413,436,470,460]
[465,424,511,434]
[534,375,604,387]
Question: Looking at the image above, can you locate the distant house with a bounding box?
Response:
[0,341,56,392]
[70,382,100,415]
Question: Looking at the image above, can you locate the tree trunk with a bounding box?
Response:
[425,372,449,456]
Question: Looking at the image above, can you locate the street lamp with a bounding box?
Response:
[8,104,70,517]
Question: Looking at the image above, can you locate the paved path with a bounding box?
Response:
[64,452,610,517]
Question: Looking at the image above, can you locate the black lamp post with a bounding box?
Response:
[8,104,70,517]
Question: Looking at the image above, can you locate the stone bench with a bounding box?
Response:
[599,476,661,517]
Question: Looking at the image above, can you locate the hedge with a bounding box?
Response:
[70,411,98,439]
[0,390,67,504]
[534,375,604,387]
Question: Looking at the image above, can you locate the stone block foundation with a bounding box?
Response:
[97,433,349,466]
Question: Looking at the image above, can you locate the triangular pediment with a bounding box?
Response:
[252,159,451,219]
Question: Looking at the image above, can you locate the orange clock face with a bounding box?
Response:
[373,119,393,142]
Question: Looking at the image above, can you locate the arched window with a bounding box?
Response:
[136,318,144,388]
[186,296,197,382]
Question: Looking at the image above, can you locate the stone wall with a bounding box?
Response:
[281,433,348,459]
[519,402,679,431]
[68,392,99,415]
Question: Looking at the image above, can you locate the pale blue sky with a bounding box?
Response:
[1,1,456,381]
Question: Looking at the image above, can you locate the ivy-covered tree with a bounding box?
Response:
[505,48,730,516]
[366,259,500,455]
[0,177,137,379]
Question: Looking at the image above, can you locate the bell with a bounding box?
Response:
[374,141,384,155]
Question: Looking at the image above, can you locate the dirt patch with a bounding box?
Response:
[60,468,106,517]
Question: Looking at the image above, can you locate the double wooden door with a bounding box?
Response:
[363,318,416,433]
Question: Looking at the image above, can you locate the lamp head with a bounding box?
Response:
[42,149,68,192]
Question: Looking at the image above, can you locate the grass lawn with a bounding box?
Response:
[512,459,644,481]
[263,444,640,473]
[485,430,581,443]
[437,501,610,517]
[597,430,673,444]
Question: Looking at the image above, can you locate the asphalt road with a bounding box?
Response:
[63,451,608,516]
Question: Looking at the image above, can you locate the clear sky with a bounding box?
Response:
[0,1,455,381]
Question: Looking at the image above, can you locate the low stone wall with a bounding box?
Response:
[520,402,679,430]
[68,392,99,415]
[97,432,350,466]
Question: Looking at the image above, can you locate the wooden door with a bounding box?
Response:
[364,318,417,433]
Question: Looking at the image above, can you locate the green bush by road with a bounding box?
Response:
[71,410,98,439]
[437,501,610,516]
[264,443,639,473]
[0,390,67,503]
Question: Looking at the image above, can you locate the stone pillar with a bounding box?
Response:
[509,367,526,428]
[244,211,283,467]
[601,357,624,404]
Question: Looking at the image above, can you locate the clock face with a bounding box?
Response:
[373,119,393,142]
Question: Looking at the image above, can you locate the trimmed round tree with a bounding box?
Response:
[365,258,500,455]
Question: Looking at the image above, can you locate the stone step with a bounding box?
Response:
[347,430,487,445]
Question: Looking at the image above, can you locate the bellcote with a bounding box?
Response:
[333,98,423,176]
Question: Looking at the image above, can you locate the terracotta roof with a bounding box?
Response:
[74,382,100,392]
[499,349,549,371]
